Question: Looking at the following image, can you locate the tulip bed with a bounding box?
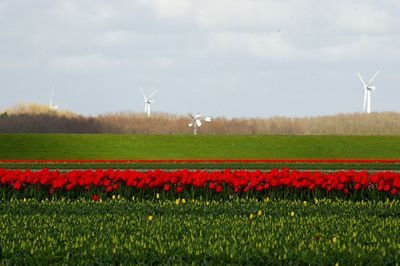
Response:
[1,168,400,201]
[1,199,400,265]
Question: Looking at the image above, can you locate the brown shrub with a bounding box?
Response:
[1,104,399,135]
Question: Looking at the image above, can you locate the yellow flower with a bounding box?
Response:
[264,197,270,203]
[182,198,186,204]
[117,195,121,200]
[148,215,154,222]
[290,211,295,217]
[335,262,339,266]
[112,195,116,200]
[23,198,27,203]
[303,201,307,206]
[156,193,160,199]
[249,213,254,219]
[257,210,263,216]
[332,236,337,244]
[175,198,181,205]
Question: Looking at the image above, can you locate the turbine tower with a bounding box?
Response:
[188,113,212,135]
[357,71,380,114]
[141,88,158,117]
[49,89,58,110]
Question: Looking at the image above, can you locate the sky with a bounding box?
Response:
[0,0,399,118]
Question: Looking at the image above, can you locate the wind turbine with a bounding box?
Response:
[188,113,212,135]
[357,71,380,114]
[141,88,158,117]
[49,89,58,110]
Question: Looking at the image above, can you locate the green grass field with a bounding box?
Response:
[0,134,399,160]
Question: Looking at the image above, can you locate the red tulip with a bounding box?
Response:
[209,183,216,190]
[13,181,21,190]
[92,194,100,202]
[164,184,170,192]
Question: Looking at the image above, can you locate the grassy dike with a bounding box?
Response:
[0,134,399,160]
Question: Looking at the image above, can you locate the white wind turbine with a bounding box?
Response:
[357,71,380,114]
[49,89,58,110]
[141,88,158,117]
[188,113,212,135]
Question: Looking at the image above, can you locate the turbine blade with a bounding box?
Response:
[366,70,380,87]
[205,117,212,122]
[141,88,147,101]
[188,113,195,119]
[148,89,158,100]
[196,119,202,127]
[188,123,193,127]
[357,72,366,87]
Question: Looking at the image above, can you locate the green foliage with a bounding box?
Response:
[1,198,400,265]
[1,161,400,170]
[0,134,400,160]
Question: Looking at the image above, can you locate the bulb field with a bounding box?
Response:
[1,166,400,264]
[1,198,400,265]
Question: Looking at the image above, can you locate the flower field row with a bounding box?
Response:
[1,168,400,200]
[1,159,400,164]
[2,159,399,171]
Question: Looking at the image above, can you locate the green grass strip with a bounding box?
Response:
[1,134,400,160]
[1,162,400,170]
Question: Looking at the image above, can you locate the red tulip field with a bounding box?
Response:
[2,167,400,200]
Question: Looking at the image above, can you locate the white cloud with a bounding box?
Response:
[206,31,297,60]
[95,30,139,47]
[195,0,295,31]
[48,54,120,74]
[152,0,193,18]
[334,1,400,35]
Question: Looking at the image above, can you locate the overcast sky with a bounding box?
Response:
[0,0,399,118]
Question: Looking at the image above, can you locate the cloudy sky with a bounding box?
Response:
[0,0,399,118]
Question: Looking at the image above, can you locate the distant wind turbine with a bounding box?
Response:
[49,89,58,110]
[357,71,380,114]
[141,88,157,117]
[188,113,212,135]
